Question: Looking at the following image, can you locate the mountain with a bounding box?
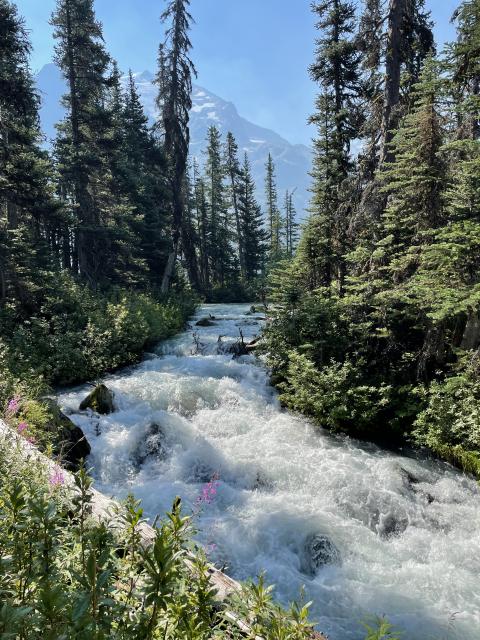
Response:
[36,64,311,216]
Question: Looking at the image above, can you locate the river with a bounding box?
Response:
[58,303,480,640]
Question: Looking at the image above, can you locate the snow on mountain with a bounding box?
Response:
[36,64,311,216]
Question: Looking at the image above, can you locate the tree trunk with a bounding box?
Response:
[380,0,407,165]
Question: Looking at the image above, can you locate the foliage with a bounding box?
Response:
[263,0,480,475]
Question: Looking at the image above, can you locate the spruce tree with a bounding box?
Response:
[204,125,232,288]
[375,56,445,291]
[239,153,267,283]
[225,132,246,281]
[51,0,120,289]
[155,0,199,292]
[0,0,60,307]
[284,190,299,258]
[265,153,282,262]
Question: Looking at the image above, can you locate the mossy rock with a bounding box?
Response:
[44,399,91,470]
[79,384,115,415]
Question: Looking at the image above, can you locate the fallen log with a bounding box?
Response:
[0,419,327,640]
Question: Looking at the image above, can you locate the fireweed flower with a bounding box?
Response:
[17,422,28,434]
[50,467,65,488]
[196,474,220,507]
[6,395,21,416]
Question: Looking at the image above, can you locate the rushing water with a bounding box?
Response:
[58,303,480,640]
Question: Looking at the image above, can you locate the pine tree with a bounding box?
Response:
[118,71,171,289]
[51,0,119,289]
[375,56,445,290]
[380,0,434,164]
[284,190,299,258]
[447,0,480,140]
[239,153,267,283]
[204,125,232,288]
[265,153,282,262]
[191,159,210,289]
[225,132,247,281]
[156,0,199,292]
[0,0,60,307]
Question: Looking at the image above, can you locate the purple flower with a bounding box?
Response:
[196,474,220,506]
[17,422,28,435]
[6,396,20,416]
[49,467,65,488]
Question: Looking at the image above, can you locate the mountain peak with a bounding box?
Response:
[35,64,311,215]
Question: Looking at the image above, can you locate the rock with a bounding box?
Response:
[196,317,216,327]
[44,399,91,471]
[301,534,341,576]
[79,384,115,415]
[133,423,167,468]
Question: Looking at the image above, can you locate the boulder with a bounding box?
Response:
[133,423,167,468]
[196,317,216,327]
[301,533,341,576]
[79,384,115,415]
[44,399,91,471]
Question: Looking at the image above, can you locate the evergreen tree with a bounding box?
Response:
[264,153,282,262]
[306,0,362,293]
[239,153,267,283]
[191,159,210,290]
[375,56,445,289]
[204,125,232,288]
[155,0,199,292]
[0,0,60,307]
[284,190,299,258]
[447,0,480,140]
[225,132,246,280]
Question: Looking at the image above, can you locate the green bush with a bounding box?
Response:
[0,275,196,450]
[278,351,392,435]
[414,355,480,477]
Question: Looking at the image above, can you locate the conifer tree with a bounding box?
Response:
[375,56,445,290]
[156,0,199,292]
[192,159,210,290]
[239,153,267,283]
[0,0,60,306]
[306,1,361,292]
[204,125,232,288]
[284,190,299,258]
[51,0,124,289]
[265,153,282,262]
[225,132,246,280]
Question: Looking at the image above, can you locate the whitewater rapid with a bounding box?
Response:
[59,303,480,640]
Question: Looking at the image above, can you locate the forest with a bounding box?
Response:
[1,0,480,638]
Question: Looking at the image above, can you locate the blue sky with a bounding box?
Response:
[17,0,459,146]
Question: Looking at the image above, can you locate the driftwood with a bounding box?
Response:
[0,419,327,640]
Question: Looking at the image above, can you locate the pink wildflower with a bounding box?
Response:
[196,474,220,507]
[50,467,65,488]
[6,395,20,416]
[17,422,28,435]
[26,436,36,445]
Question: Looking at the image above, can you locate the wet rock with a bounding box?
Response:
[79,384,115,415]
[45,399,91,470]
[377,512,409,538]
[133,423,167,468]
[301,534,341,576]
[196,317,216,327]
[185,460,216,484]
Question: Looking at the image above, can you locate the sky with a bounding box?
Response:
[16,0,460,146]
